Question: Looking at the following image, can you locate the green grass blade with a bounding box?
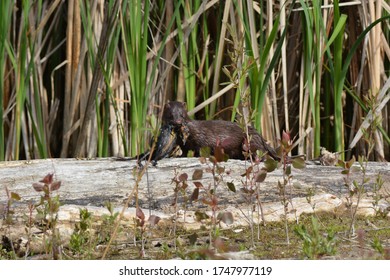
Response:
[332,0,346,157]
[0,0,13,160]
[257,2,296,130]
[14,0,31,159]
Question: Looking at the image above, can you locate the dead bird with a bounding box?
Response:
[136,124,183,166]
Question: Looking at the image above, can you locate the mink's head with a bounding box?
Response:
[162,101,189,125]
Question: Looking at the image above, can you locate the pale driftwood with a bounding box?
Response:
[1,158,389,218]
[0,158,389,257]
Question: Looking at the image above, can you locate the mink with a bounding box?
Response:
[162,101,280,160]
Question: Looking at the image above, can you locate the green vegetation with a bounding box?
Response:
[0,0,389,261]
[0,0,389,160]
[294,216,336,259]
[2,196,389,260]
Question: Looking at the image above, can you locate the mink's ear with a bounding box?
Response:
[182,102,187,109]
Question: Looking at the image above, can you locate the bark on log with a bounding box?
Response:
[1,158,389,218]
[0,158,389,257]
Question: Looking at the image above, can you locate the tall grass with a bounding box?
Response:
[332,0,347,159]
[0,0,13,160]
[175,0,201,110]
[121,0,151,156]
[0,0,389,160]
[300,0,323,158]
[13,0,30,160]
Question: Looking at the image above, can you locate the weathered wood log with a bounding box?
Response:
[1,157,389,218]
[0,158,389,257]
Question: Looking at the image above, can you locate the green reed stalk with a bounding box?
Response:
[25,0,54,158]
[257,9,294,133]
[79,0,100,156]
[333,0,346,159]
[122,0,197,155]
[236,0,294,132]
[339,14,390,146]
[300,0,315,147]
[324,9,390,156]
[253,16,280,130]
[200,12,210,118]
[121,0,150,156]
[0,0,13,160]
[99,5,121,157]
[312,0,322,157]
[175,0,200,111]
[80,0,124,157]
[27,0,47,158]
[13,0,31,159]
[299,0,324,157]
[237,5,280,130]
[27,67,48,158]
[79,0,96,70]
[323,71,331,149]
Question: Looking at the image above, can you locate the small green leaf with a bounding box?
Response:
[264,158,278,172]
[337,160,346,168]
[11,192,21,201]
[346,156,356,169]
[322,14,348,56]
[200,147,211,157]
[227,181,236,192]
[341,169,350,175]
[194,210,209,221]
[292,157,306,169]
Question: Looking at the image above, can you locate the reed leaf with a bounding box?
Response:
[332,0,346,158]
[121,0,151,156]
[99,1,122,157]
[0,0,13,160]
[256,2,295,133]
[13,0,31,160]
[0,0,388,161]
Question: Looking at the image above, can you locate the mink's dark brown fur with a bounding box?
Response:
[162,101,280,160]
